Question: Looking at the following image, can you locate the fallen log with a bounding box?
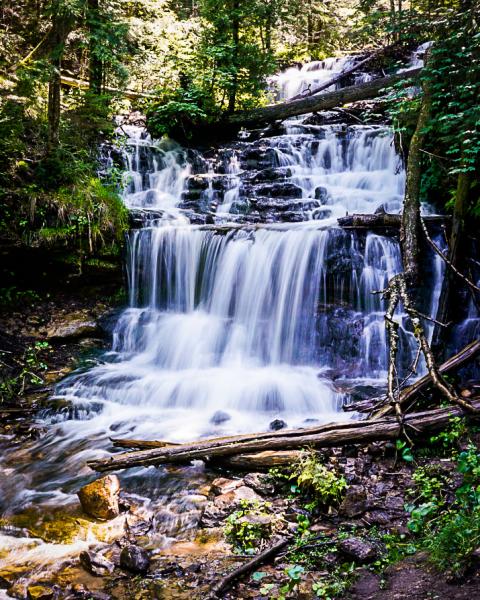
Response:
[88,400,480,473]
[110,438,179,449]
[224,68,421,130]
[373,339,480,418]
[111,439,301,469]
[207,536,291,599]
[337,213,448,229]
[216,450,303,469]
[287,49,385,102]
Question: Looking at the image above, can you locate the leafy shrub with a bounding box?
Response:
[147,85,211,140]
[292,452,347,510]
[224,499,280,555]
[406,442,480,576]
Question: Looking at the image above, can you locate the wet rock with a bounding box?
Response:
[243,473,275,496]
[255,182,302,198]
[269,419,287,431]
[250,167,292,183]
[186,175,209,190]
[78,474,120,520]
[214,485,262,509]
[314,186,329,203]
[70,584,111,600]
[120,544,150,574]
[210,410,231,425]
[339,537,378,563]
[46,311,98,340]
[27,586,55,600]
[339,486,368,517]
[211,477,243,496]
[79,550,115,576]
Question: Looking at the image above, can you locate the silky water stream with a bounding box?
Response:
[0,56,446,591]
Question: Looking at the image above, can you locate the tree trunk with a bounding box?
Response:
[46,3,74,153]
[432,166,474,357]
[228,0,240,113]
[47,59,61,151]
[88,0,103,95]
[219,68,421,131]
[400,59,431,285]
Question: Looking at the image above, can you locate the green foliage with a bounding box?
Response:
[396,439,414,463]
[224,499,278,555]
[405,439,480,576]
[0,341,52,403]
[292,451,348,510]
[383,3,480,215]
[147,84,211,139]
[311,562,356,599]
[428,417,466,455]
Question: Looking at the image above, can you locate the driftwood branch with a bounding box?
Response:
[208,536,291,599]
[373,338,480,418]
[382,274,475,415]
[88,401,480,473]
[420,217,480,294]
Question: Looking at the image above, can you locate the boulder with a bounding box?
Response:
[78,474,120,520]
[339,537,378,563]
[243,473,275,496]
[339,486,368,517]
[27,586,55,600]
[255,182,303,198]
[211,477,243,496]
[210,410,231,425]
[79,551,115,577]
[119,544,150,574]
[46,311,98,340]
[269,419,287,431]
[314,186,329,203]
[214,485,262,509]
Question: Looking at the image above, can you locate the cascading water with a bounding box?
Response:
[0,50,446,587]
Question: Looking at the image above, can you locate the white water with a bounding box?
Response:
[273,56,372,101]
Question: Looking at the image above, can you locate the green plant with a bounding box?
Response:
[259,564,305,599]
[396,439,414,463]
[224,500,279,555]
[312,563,356,599]
[404,443,480,576]
[0,341,52,403]
[293,452,347,510]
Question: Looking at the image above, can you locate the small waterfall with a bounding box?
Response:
[272,56,373,101]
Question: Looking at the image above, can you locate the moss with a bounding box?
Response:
[1,507,125,544]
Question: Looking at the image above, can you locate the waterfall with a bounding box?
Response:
[0,51,452,582]
[54,119,412,440]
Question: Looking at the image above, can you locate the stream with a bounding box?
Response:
[0,49,458,594]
